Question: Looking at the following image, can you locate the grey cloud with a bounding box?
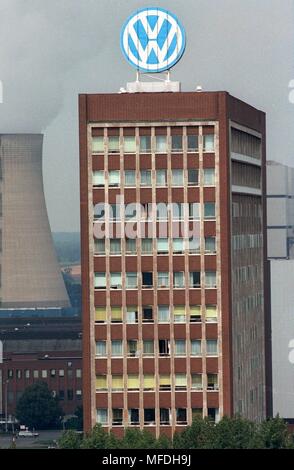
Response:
[0,0,293,231]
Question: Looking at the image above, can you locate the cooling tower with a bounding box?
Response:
[0,134,70,308]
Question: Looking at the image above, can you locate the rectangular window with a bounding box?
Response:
[205,237,216,253]
[67,390,74,400]
[171,135,182,152]
[203,134,215,152]
[157,204,168,221]
[192,374,203,390]
[127,375,139,390]
[142,238,153,254]
[94,239,105,255]
[141,170,152,186]
[126,272,137,289]
[160,408,170,425]
[109,170,120,187]
[189,203,200,220]
[92,136,104,153]
[125,170,136,186]
[156,135,167,153]
[157,272,169,288]
[111,340,123,357]
[126,239,136,254]
[174,272,185,288]
[110,204,120,220]
[140,135,151,153]
[144,409,156,425]
[172,169,183,186]
[159,375,171,391]
[172,202,185,220]
[108,136,120,153]
[176,408,187,424]
[127,340,138,357]
[156,169,167,186]
[129,409,139,425]
[95,272,106,289]
[76,369,82,379]
[189,237,200,253]
[190,306,201,323]
[16,369,21,379]
[96,375,107,390]
[42,370,47,379]
[97,409,108,424]
[205,271,216,288]
[126,306,138,324]
[206,340,218,356]
[111,307,122,323]
[25,369,30,379]
[59,390,65,401]
[188,169,199,186]
[191,340,202,356]
[59,369,65,377]
[124,136,136,153]
[142,272,153,288]
[187,135,198,152]
[190,271,201,288]
[76,390,82,400]
[158,306,170,323]
[204,202,215,219]
[206,305,217,322]
[175,340,186,356]
[93,170,104,187]
[96,341,106,356]
[159,339,170,356]
[175,373,187,390]
[204,168,215,186]
[157,238,169,254]
[110,272,122,289]
[143,375,155,390]
[173,238,184,254]
[34,370,40,379]
[143,340,154,356]
[174,306,186,323]
[142,306,153,323]
[112,409,123,425]
[207,374,218,390]
[110,239,121,255]
[112,375,123,391]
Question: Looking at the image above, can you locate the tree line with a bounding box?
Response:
[59,415,294,449]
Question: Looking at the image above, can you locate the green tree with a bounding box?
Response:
[15,381,63,430]
[155,433,172,449]
[214,416,257,449]
[81,424,119,449]
[58,430,82,449]
[119,428,158,449]
[65,406,83,431]
[256,415,293,449]
[173,417,216,449]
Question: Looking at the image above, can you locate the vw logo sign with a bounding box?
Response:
[120,7,186,73]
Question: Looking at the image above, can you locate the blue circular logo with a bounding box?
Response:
[120,7,186,73]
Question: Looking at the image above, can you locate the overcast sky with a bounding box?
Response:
[0,0,293,232]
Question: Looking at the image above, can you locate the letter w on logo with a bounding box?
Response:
[128,15,178,65]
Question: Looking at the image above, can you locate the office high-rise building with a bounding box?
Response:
[79,91,270,436]
[267,162,294,420]
[267,161,294,259]
[0,134,70,309]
